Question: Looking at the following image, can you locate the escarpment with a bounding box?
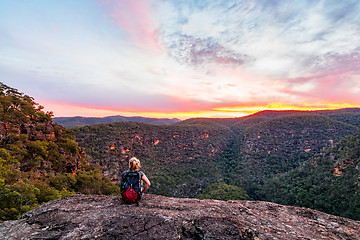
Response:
[1,194,359,240]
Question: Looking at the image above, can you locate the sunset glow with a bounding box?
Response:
[1,0,360,120]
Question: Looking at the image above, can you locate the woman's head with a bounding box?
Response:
[129,157,141,171]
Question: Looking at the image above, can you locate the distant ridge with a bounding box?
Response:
[248,107,360,118]
[178,108,360,129]
[53,115,182,128]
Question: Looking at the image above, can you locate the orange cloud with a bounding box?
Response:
[214,102,360,115]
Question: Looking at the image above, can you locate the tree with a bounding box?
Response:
[196,183,250,201]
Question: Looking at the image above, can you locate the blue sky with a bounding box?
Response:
[1,0,360,119]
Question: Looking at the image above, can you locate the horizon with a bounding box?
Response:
[1,0,360,119]
[51,107,360,122]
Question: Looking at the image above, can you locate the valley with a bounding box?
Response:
[72,108,360,220]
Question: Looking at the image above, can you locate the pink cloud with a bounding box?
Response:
[100,0,161,51]
[276,52,360,105]
[312,73,359,104]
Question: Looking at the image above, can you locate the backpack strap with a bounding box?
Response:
[135,171,142,202]
[137,171,142,189]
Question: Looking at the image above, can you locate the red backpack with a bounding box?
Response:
[121,171,142,203]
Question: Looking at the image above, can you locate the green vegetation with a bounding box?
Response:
[0,83,119,222]
[320,110,360,128]
[209,114,357,200]
[195,183,250,201]
[0,83,52,123]
[262,130,360,220]
[73,121,233,197]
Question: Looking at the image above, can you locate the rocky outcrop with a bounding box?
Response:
[0,121,56,141]
[20,122,56,140]
[1,194,359,240]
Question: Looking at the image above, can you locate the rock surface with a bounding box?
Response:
[1,194,359,240]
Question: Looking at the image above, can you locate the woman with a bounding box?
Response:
[121,157,151,203]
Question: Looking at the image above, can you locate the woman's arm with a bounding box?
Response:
[141,174,151,193]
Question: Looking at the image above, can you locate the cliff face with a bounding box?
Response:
[0,120,83,174]
[1,194,359,240]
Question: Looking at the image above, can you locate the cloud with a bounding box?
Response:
[164,34,250,68]
[278,51,360,105]
[100,0,162,52]
[100,0,360,109]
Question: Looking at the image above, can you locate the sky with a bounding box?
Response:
[1,0,360,120]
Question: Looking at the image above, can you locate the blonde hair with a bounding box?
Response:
[129,157,141,171]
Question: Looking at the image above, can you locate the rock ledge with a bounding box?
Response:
[1,194,359,239]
